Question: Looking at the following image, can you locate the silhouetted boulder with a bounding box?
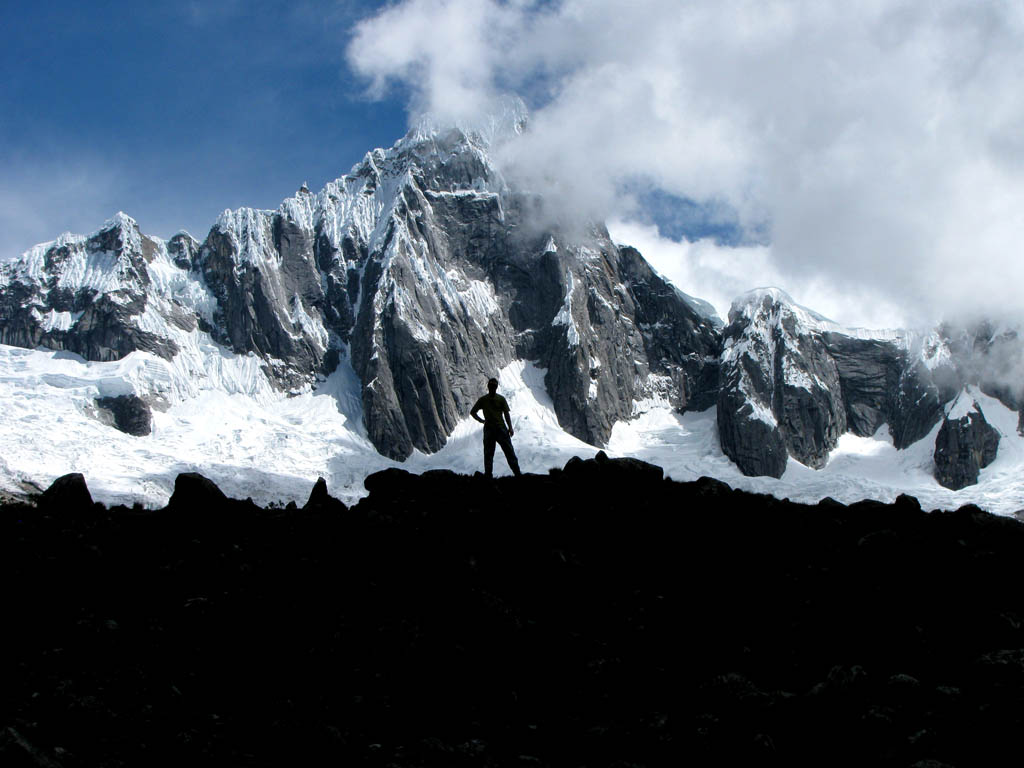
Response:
[693,475,734,498]
[364,467,416,495]
[167,472,229,509]
[421,469,461,483]
[893,493,923,513]
[38,472,93,510]
[561,451,664,483]
[302,477,347,513]
[96,394,152,436]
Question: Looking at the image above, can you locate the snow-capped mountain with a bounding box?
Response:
[2,102,718,463]
[1,103,1022,513]
[717,289,1022,482]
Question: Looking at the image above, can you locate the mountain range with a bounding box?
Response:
[1,102,1022,511]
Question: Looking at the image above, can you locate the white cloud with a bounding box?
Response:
[608,219,909,330]
[348,0,1024,327]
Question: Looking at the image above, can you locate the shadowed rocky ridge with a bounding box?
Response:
[4,462,1024,766]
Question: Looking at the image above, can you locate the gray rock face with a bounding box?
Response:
[197,202,329,392]
[167,232,200,270]
[889,361,957,449]
[309,123,723,459]
[717,290,847,477]
[822,334,903,437]
[934,398,1000,490]
[716,382,789,477]
[0,215,178,362]
[96,394,152,436]
[713,289,1015,478]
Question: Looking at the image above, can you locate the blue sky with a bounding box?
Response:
[4,0,1023,328]
[2,0,407,251]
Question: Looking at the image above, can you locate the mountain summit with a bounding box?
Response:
[0,115,720,463]
[1,116,1022,502]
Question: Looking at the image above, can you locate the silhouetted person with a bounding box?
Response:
[471,378,522,477]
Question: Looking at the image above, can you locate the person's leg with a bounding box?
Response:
[495,428,522,476]
[483,425,497,477]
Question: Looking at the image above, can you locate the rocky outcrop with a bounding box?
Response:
[822,333,904,437]
[889,362,949,449]
[934,395,1000,490]
[38,472,93,509]
[198,200,330,392]
[714,289,1017,479]
[166,472,230,511]
[0,216,177,362]
[96,394,152,436]
[332,124,722,459]
[302,476,348,513]
[716,383,789,477]
[718,290,849,476]
[616,246,721,412]
[166,231,199,270]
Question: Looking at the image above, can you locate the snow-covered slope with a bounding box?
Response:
[2,342,1022,515]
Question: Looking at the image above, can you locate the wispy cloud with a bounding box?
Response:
[348,0,1024,328]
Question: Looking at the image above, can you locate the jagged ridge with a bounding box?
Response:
[0,113,721,462]
[2,116,1022,487]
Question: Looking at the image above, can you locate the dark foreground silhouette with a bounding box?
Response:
[3,455,1024,767]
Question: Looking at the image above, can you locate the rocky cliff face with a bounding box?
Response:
[933,394,1001,490]
[312,118,721,459]
[718,289,847,477]
[0,215,181,362]
[1,107,1019,487]
[715,289,1015,484]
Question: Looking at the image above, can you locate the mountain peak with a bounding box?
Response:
[405,94,529,148]
[945,389,983,421]
[101,211,139,233]
[729,286,832,328]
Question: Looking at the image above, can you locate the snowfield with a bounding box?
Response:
[1,343,1022,516]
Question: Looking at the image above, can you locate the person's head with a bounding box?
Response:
[487,378,498,393]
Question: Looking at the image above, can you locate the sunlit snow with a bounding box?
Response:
[1,343,1022,516]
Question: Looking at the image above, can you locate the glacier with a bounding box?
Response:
[2,341,1022,515]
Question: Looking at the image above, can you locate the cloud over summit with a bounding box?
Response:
[348,0,1024,328]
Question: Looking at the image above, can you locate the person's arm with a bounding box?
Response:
[503,405,514,436]
[471,399,485,424]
